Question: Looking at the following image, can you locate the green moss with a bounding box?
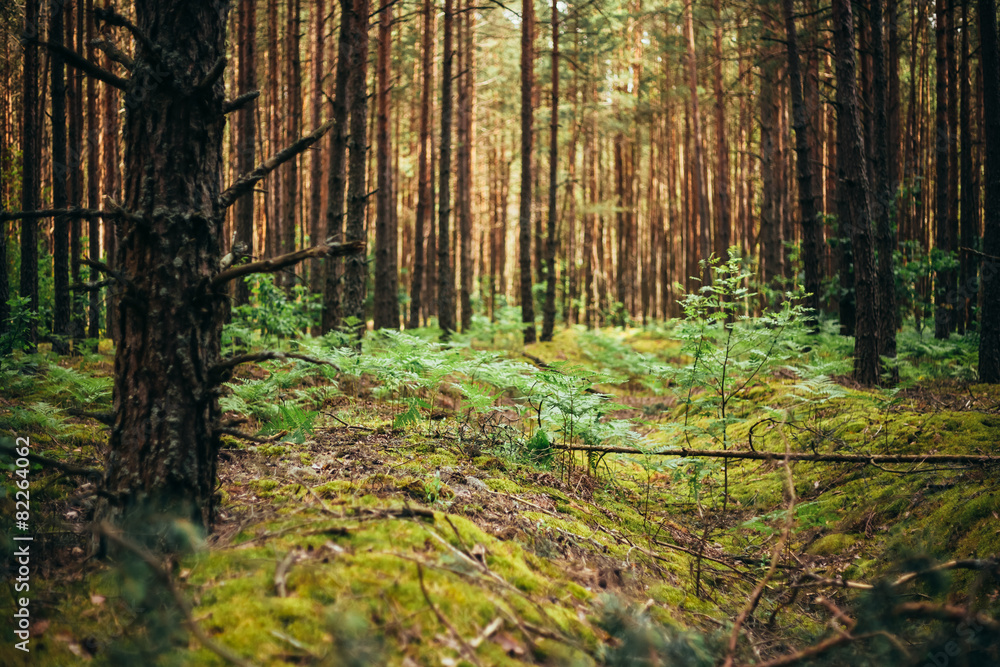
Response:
[485,478,522,493]
[807,533,859,556]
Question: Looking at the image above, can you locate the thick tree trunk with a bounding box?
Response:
[541,0,558,342]
[519,0,536,342]
[408,0,434,329]
[234,0,257,309]
[782,0,821,324]
[832,0,881,386]
[51,0,71,355]
[86,0,100,340]
[344,0,372,331]
[979,0,1000,381]
[104,0,231,529]
[322,0,354,333]
[374,0,398,330]
[437,0,456,337]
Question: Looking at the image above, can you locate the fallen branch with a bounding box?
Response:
[0,441,102,478]
[209,240,364,290]
[553,444,999,466]
[97,524,258,667]
[893,602,1000,632]
[217,120,335,210]
[416,562,484,667]
[274,549,300,598]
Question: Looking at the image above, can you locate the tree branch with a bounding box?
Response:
[93,6,157,58]
[70,278,115,292]
[0,441,102,478]
[223,90,260,114]
[88,38,133,69]
[209,239,364,290]
[553,444,999,466]
[217,120,335,211]
[195,56,227,93]
[33,39,128,89]
[0,207,115,222]
[209,351,342,384]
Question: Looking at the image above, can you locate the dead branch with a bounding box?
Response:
[69,278,115,292]
[274,549,300,598]
[416,562,484,667]
[795,558,1000,591]
[553,444,999,466]
[97,523,258,667]
[81,257,130,288]
[195,56,227,92]
[88,38,133,69]
[223,90,260,114]
[893,602,1000,632]
[209,350,342,384]
[32,39,128,89]
[0,207,115,222]
[214,427,284,446]
[0,441,102,478]
[217,120,335,210]
[93,6,157,58]
[209,240,364,290]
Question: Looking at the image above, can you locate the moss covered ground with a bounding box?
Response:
[1,325,999,665]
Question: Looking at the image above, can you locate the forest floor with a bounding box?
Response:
[2,322,1000,666]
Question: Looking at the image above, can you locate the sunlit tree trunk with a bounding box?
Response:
[374,0,398,330]
[541,0,558,341]
[519,0,536,342]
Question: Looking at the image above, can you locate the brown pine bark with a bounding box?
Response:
[408,0,434,329]
[308,0,326,303]
[457,0,473,332]
[266,0,282,262]
[86,0,101,340]
[934,0,954,338]
[374,0,398,330]
[20,0,40,351]
[69,0,85,346]
[322,0,354,333]
[978,0,1000,380]
[540,0,558,342]
[344,0,372,330]
[100,0,120,343]
[782,0,821,324]
[959,0,980,333]
[759,36,784,293]
[519,0,536,342]
[51,0,71,355]
[281,0,302,286]
[713,0,730,262]
[832,0,882,385]
[685,0,711,284]
[437,0,456,337]
[234,0,257,309]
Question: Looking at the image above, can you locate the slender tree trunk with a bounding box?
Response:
[281,0,302,287]
[713,0,730,262]
[959,0,979,333]
[86,0,100,340]
[374,0,398,330]
[685,0,711,283]
[309,0,326,307]
[541,0,558,341]
[344,0,372,331]
[266,0,281,262]
[101,0,120,343]
[978,0,1000,381]
[457,0,473,331]
[871,0,898,369]
[69,0,85,347]
[234,0,257,309]
[20,0,41,351]
[408,0,434,329]
[436,0,456,337]
[519,0,536,342]
[782,0,821,324]
[322,0,354,333]
[51,0,71,355]
[934,0,954,338]
[832,0,882,385]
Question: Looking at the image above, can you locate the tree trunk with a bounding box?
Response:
[20,0,40,351]
[978,0,1000,381]
[713,0,730,262]
[519,0,536,342]
[374,0,398,330]
[959,0,978,333]
[103,0,231,530]
[871,0,898,369]
[541,0,558,341]
[69,0,85,347]
[437,0,456,337]
[782,0,821,324]
[934,0,953,339]
[408,0,434,329]
[281,0,302,287]
[344,0,372,331]
[234,0,257,309]
[101,2,120,344]
[266,0,282,262]
[308,0,326,306]
[685,0,711,284]
[322,0,355,333]
[457,0,473,331]
[51,0,71,355]
[86,0,100,340]
[832,0,881,386]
